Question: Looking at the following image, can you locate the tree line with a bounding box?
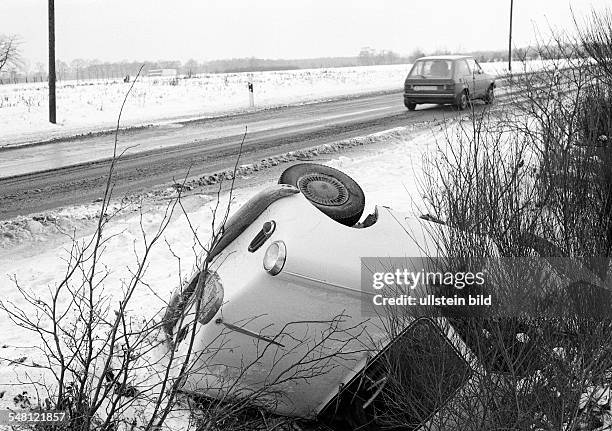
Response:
[1,44,561,85]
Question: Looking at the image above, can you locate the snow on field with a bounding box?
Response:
[0,64,408,147]
[0,126,438,424]
[0,61,517,148]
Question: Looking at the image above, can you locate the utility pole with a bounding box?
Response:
[48,0,56,124]
[508,0,514,73]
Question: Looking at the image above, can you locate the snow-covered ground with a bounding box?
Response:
[0,61,518,147]
[0,126,437,426]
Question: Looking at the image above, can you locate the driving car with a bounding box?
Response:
[403,55,496,111]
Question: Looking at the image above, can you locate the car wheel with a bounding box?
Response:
[406,102,417,111]
[456,91,468,110]
[279,163,365,226]
[484,85,495,104]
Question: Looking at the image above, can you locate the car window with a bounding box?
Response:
[466,58,482,74]
[409,60,453,79]
[455,60,470,77]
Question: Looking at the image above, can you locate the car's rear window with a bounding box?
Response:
[409,60,454,79]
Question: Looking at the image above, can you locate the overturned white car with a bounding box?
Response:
[160,163,563,429]
[159,163,479,428]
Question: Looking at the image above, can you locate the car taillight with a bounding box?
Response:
[196,271,224,325]
[263,241,286,275]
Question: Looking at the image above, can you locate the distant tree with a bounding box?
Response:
[20,58,31,82]
[432,48,452,56]
[86,59,101,79]
[408,48,426,62]
[358,47,375,66]
[101,61,112,79]
[376,49,400,64]
[0,34,20,73]
[513,47,528,62]
[35,62,46,82]
[70,58,86,82]
[117,60,129,78]
[55,59,68,81]
[358,47,405,66]
[184,58,199,77]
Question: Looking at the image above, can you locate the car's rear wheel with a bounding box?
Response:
[279,163,365,226]
[405,102,417,111]
[484,85,495,104]
[456,91,468,110]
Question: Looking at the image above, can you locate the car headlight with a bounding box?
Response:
[263,241,286,275]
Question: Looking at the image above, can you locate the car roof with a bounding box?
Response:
[415,55,472,61]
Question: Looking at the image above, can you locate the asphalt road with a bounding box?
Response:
[0,90,485,220]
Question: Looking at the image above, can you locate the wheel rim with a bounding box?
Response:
[488,88,494,101]
[461,94,467,109]
[297,173,349,206]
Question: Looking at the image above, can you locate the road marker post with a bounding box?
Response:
[248,81,255,108]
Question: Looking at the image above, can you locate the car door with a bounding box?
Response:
[467,58,487,98]
[455,59,474,98]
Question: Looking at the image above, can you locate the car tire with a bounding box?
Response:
[406,102,417,111]
[279,163,365,226]
[456,91,468,110]
[484,85,495,104]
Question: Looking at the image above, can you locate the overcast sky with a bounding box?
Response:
[0,0,608,64]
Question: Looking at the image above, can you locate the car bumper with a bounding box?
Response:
[404,92,457,105]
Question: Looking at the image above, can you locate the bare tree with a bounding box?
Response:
[0,34,20,74]
[71,59,86,83]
